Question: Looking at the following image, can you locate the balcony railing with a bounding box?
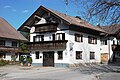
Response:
[27,40,68,50]
[0,46,21,52]
[35,23,58,33]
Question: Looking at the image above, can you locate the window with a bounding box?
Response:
[34,35,44,42]
[35,51,39,59]
[58,51,63,60]
[12,41,17,47]
[90,52,95,59]
[75,34,83,42]
[0,40,5,46]
[76,51,82,59]
[56,33,65,40]
[101,40,107,45]
[88,36,97,44]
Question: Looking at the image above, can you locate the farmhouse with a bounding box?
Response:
[0,18,27,61]
[18,6,120,67]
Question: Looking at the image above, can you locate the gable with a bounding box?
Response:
[18,6,105,34]
[18,6,68,32]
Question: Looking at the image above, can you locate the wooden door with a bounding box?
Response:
[43,52,54,67]
[101,53,108,62]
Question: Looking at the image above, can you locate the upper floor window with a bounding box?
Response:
[12,41,17,47]
[101,40,107,45]
[90,52,95,59]
[58,51,63,60]
[0,40,5,46]
[88,36,97,44]
[53,33,65,41]
[75,33,83,42]
[76,51,82,60]
[34,35,44,42]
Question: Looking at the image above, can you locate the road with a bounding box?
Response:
[0,65,95,80]
[0,64,120,80]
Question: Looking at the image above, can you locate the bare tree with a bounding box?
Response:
[70,0,120,26]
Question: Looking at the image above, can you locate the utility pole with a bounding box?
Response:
[65,0,68,15]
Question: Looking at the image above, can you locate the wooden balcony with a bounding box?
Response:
[35,23,58,33]
[27,40,68,50]
[112,45,120,51]
[0,46,21,52]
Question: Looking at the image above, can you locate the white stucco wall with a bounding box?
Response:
[1,40,20,61]
[68,30,101,64]
[100,45,109,53]
[30,17,103,65]
[5,53,12,60]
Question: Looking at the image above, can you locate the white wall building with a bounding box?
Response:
[18,6,120,67]
[0,18,27,61]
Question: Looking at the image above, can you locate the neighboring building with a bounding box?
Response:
[100,24,120,63]
[0,18,27,61]
[18,6,107,67]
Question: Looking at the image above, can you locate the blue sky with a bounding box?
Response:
[0,0,85,29]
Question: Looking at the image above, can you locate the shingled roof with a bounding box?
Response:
[0,17,27,41]
[101,24,120,34]
[47,8,105,32]
[18,6,105,33]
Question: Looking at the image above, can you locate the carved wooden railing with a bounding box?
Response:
[0,46,21,52]
[27,40,68,50]
[35,23,58,33]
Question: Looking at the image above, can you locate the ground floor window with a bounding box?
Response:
[90,52,95,59]
[35,51,39,59]
[76,51,82,59]
[57,51,63,60]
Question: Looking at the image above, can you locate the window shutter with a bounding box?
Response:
[52,34,55,40]
[81,35,83,42]
[33,36,35,42]
[62,33,65,40]
[41,35,44,41]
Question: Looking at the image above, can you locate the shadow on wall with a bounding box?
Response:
[108,50,120,66]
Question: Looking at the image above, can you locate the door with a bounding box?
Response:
[101,53,109,62]
[43,52,54,67]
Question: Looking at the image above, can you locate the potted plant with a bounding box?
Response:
[19,56,24,66]
[27,57,32,67]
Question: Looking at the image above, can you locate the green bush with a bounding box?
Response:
[19,56,24,63]
[26,57,32,64]
[0,59,9,66]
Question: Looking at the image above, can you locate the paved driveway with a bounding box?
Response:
[0,65,95,80]
[1,64,120,80]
